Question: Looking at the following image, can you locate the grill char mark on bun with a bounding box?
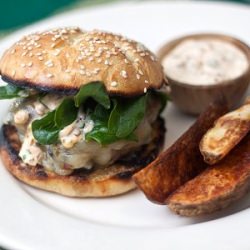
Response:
[1,75,78,96]
[1,75,163,97]
[0,27,164,96]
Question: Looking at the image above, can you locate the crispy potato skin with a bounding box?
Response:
[200,103,250,165]
[133,100,228,204]
[167,134,250,216]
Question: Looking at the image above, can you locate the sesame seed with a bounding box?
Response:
[120,70,128,79]
[51,43,56,48]
[21,51,27,57]
[53,49,61,56]
[150,55,156,61]
[38,56,43,61]
[104,60,109,65]
[145,80,149,84]
[94,52,101,57]
[27,41,34,46]
[80,65,85,69]
[138,70,144,75]
[65,69,71,73]
[45,60,54,67]
[93,68,100,74]
[21,63,26,67]
[97,58,102,63]
[140,53,146,57]
[10,49,16,54]
[36,52,42,56]
[29,52,33,57]
[35,44,41,48]
[27,62,33,67]
[47,73,53,78]
[124,59,129,64]
[12,70,16,77]
[111,81,118,87]
[136,74,140,80]
[144,87,147,93]
[27,46,32,51]
[79,70,86,75]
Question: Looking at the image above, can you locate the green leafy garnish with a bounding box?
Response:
[85,104,119,144]
[86,95,147,145]
[32,98,78,145]
[32,111,59,145]
[55,98,78,128]
[31,82,167,146]
[108,95,147,138]
[74,82,110,109]
[0,84,27,99]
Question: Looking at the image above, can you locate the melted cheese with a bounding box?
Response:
[12,94,161,176]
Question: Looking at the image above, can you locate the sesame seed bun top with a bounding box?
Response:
[0,27,165,96]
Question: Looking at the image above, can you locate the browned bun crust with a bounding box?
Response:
[0,118,165,197]
[0,27,164,96]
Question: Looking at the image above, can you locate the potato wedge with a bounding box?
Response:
[133,100,228,204]
[167,134,250,216]
[200,102,250,165]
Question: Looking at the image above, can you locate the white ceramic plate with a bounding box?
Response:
[0,1,249,250]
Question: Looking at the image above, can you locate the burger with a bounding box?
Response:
[0,27,167,197]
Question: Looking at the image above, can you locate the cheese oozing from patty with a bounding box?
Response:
[9,94,161,176]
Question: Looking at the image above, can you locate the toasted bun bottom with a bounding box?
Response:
[0,118,165,197]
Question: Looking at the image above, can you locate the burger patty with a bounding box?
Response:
[8,93,162,175]
[0,117,165,197]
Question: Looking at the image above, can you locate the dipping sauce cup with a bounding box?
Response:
[158,34,250,115]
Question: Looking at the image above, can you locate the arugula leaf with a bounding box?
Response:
[0,84,26,99]
[74,82,110,109]
[86,126,118,145]
[108,95,147,138]
[32,111,59,145]
[55,98,78,128]
[86,95,147,144]
[32,98,78,145]
[85,104,118,144]
[31,83,161,146]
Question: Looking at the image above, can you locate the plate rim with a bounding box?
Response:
[0,1,249,250]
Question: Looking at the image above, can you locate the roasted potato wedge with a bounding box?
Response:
[167,134,250,216]
[133,100,228,204]
[200,102,250,165]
